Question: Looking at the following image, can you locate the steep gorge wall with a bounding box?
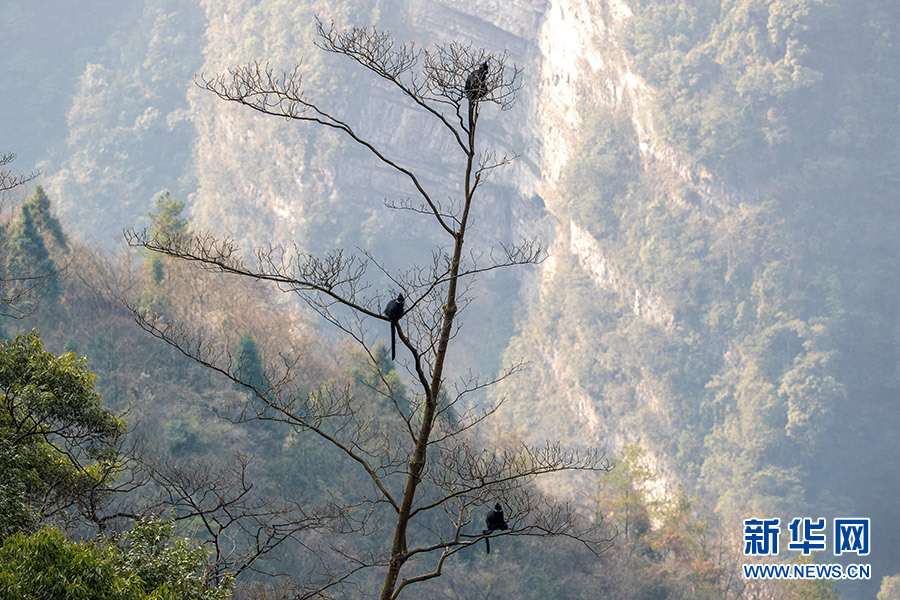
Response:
[512,0,707,459]
[185,0,556,374]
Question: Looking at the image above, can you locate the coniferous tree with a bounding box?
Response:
[0,185,65,319]
[149,192,188,242]
[233,331,266,393]
[3,202,60,304]
[24,185,67,249]
[140,192,189,314]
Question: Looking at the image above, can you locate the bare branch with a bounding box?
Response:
[121,22,610,600]
[124,306,403,514]
[412,442,612,518]
[197,61,456,237]
[0,151,40,192]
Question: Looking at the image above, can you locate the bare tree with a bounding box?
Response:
[128,20,612,599]
[136,451,344,587]
[0,151,39,193]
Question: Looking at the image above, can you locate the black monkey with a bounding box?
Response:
[464,62,489,130]
[482,502,509,554]
[465,62,489,102]
[384,293,405,360]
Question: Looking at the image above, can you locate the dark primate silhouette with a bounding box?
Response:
[384,293,405,360]
[482,502,509,554]
[464,62,489,130]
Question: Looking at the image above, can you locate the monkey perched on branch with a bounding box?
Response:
[482,502,509,554]
[464,61,489,129]
[384,293,405,360]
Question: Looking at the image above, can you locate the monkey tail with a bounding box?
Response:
[484,536,490,554]
[391,322,396,360]
[468,100,475,133]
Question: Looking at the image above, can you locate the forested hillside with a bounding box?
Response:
[494,1,900,596]
[2,0,898,598]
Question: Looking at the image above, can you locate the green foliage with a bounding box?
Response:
[513,6,900,555]
[43,0,206,246]
[6,0,900,593]
[233,331,267,393]
[0,329,125,538]
[150,256,165,284]
[620,0,899,185]
[347,342,410,418]
[592,444,727,599]
[149,191,188,242]
[0,527,144,600]
[3,197,60,304]
[0,185,66,314]
[65,336,80,355]
[558,109,636,237]
[598,444,657,544]
[164,414,206,456]
[24,185,68,249]
[119,518,233,600]
[0,520,232,600]
[140,192,190,315]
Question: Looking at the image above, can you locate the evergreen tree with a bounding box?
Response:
[0,520,233,600]
[150,255,165,284]
[0,330,126,537]
[149,191,188,242]
[233,331,266,393]
[0,528,143,600]
[24,184,67,249]
[3,201,60,304]
[139,192,190,315]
